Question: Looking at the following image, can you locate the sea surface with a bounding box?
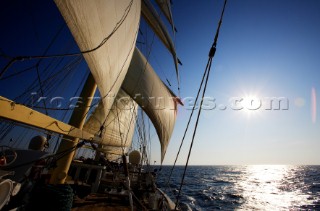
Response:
[156,165,320,210]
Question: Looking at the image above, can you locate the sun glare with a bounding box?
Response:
[237,165,310,210]
[241,94,263,118]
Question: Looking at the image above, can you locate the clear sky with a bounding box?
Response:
[0,0,319,165]
[149,0,320,165]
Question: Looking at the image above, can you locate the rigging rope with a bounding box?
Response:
[72,26,139,127]
[89,9,160,161]
[4,139,86,170]
[0,0,133,78]
[165,53,210,187]
[0,25,78,144]
[36,64,48,115]
[32,23,66,117]
[174,0,228,209]
[139,20,172,88]
[0,63,85,146]
[0,65,36,81]
[52,71,89,153]
[114,99,125,154]
[121,98,138,152]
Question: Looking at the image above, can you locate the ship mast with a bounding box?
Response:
[49,73,97,184]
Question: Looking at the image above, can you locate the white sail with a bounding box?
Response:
[98,146,129,161]
[122,47,181,162]
[155,0,176,32]
[141,0,179,85]
[104,152,124,162]
[54,0,141,118]
[83,89,138,149]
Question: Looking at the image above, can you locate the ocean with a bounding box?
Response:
[156,165,320,210]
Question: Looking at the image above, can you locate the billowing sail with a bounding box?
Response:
[155,0,176,32]
[55,0,141,118]
[83,89,138,151]
[122,47,181,162]
[99,146,129,161]
[141,0,180,87]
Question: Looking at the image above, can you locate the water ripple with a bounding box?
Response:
[157,165,320,210]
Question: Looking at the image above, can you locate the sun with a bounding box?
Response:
[240,94,263,118]
[242,95,262,110]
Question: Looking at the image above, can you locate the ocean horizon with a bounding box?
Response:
[156,165,320,210]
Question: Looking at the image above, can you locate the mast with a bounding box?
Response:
[49,73,97,184]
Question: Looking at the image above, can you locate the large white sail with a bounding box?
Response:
[155,0,176,32]
[83,89,138,149]
[122,47,181,162]
[54,0,141,118]
[141,0,179,85]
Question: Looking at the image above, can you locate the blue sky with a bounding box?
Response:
[0,0,319,165]
[150,0,320,165]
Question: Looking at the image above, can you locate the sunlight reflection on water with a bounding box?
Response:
[237,165,310,210]
[157,165,320,210]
